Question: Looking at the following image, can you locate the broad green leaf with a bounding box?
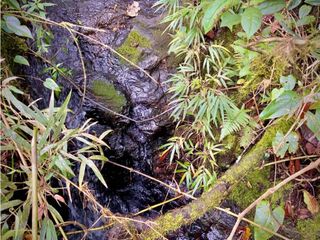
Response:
[296,15,315,26]
[241,7,263,38]
[272,131,299,158]
[257,0,286,15]
[287,0,302,10]
[43,78,60,91]
[254,201,285,240]
[280,75,296,90]
[305,0,320,6]
[3,16,33,39]
[271,88,285,100]
[13,55,29,66]
[306,110,320,141]
[220,12,241,31]
[299,4,312,18]
[202,0,239,33]
[259,90,301,120]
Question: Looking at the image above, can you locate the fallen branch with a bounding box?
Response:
[136,120,291,239]
[227,157,320,240]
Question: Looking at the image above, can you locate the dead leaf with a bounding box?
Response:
[54,194,66,205]
[289,160,296,175]
[303,190,319,215]
[285,200,293,218]
[126,1,140,17]
[239,226,251,240]
[297,208,312,219]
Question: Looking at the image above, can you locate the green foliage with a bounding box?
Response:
[241,7,263,38]
[260,90,302,120]
[272,131,299,158]
[306,110,320,141]
[43,78,61,92]
[21,0,55,18]
[254,200,285,240]
[157,0,256,194]
[260,74,301,120]
[2,0,54,55]
[13,55,29,66]
[297,213,320,240]
[257,0,286,15]
[1,75,111,238]
[202,0,239,34]
[2,15,33,39]
[220,11,241,31]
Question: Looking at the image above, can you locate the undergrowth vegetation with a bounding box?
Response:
[157,0,319,192]
[1,59,111,239]
[1,0,320,239]
[156,0,319,238]
[0,1,114,239]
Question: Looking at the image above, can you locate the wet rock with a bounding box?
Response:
[139,53,160,70]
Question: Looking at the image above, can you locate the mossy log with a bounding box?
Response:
[138,120,291,239]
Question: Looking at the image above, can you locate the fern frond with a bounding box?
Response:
[220,107,250,140]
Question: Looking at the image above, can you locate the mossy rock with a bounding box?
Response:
[229,165,292,211]
[229,167,272,209]
[116,30,151,65]
[297,213,320,240]
[91,80,126,113]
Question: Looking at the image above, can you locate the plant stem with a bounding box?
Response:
[31,128,38,240]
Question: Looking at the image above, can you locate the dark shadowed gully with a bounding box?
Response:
[22,0,239,239]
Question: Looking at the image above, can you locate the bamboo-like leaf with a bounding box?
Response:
[0,200,22,212]
[78,154,108,188]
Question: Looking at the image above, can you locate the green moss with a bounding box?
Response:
[228,119,293,209]
[229,167,272,209]
[297,213,320,240]
[91,80,126,112]
[237,55,287,103]
[116,30,151,64]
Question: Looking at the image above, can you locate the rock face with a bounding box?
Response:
[24,0,180,238]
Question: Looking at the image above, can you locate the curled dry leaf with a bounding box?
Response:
[126,1,140,17]
[303,190,319,215]
[54,194,66,205]
[284,200,294,218]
